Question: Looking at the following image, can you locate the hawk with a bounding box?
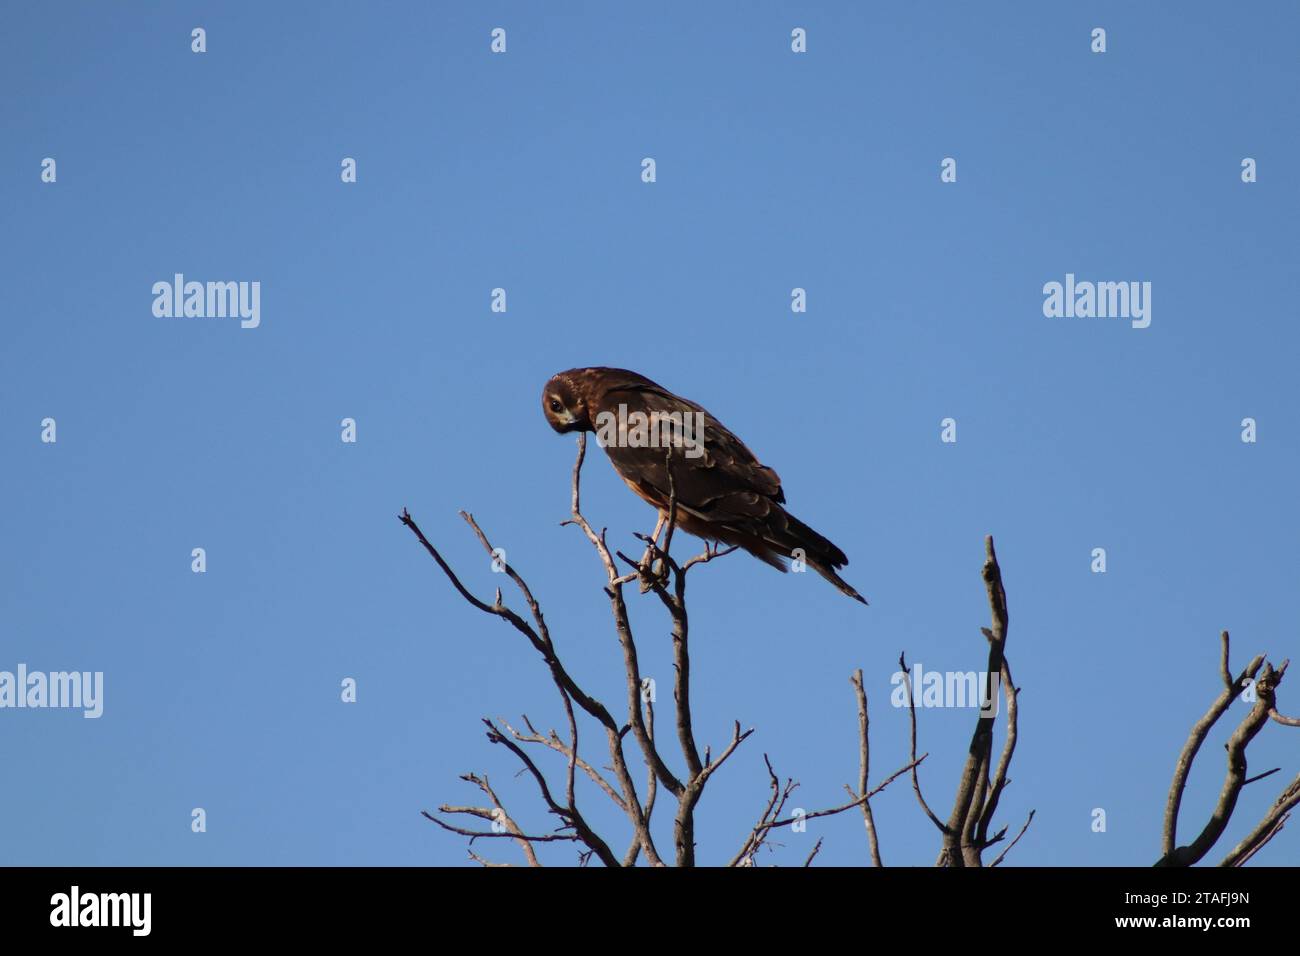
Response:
[542,367,867,603]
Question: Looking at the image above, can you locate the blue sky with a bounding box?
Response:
[1,1,1297,867]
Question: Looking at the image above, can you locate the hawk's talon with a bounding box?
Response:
[637,557,669,593]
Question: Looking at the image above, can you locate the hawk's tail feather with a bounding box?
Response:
[781,513,850,569]
[803,557,869,605]
[744,512,868,605]
[771,511,867,605]
[672,503,867,604]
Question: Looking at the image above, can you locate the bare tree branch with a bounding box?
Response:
[849,669,884,866]
[989,810,1036,868]
[406,432,764,867]
[803,838,824,867]
[408,440,1294,871]
[1158,631,1266,865]
[1158,653,1287,866]
[508,716,625,812]
[401,495,661,865]
[977,658,1019,852]
[560,436,685,811]
[898,652,951,837]
[934,536,1031,867]
[730,752,924,866]
[423,772,551,866]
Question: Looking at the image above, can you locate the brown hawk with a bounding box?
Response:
[542,367,867,603]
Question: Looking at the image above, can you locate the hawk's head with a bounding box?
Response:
[542,371,592,433]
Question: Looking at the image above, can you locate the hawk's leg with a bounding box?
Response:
[638,512,667,567]
[638,511,670,592]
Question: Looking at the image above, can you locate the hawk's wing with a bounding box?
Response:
[597,379,787,529]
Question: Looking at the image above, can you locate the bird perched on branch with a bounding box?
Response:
[541,367,867,603]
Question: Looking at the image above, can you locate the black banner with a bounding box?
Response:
[0,866,1280,941]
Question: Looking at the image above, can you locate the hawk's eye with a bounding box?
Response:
[549,399,563,413]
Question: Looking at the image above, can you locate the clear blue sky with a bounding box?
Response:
[1,1,1297,867]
